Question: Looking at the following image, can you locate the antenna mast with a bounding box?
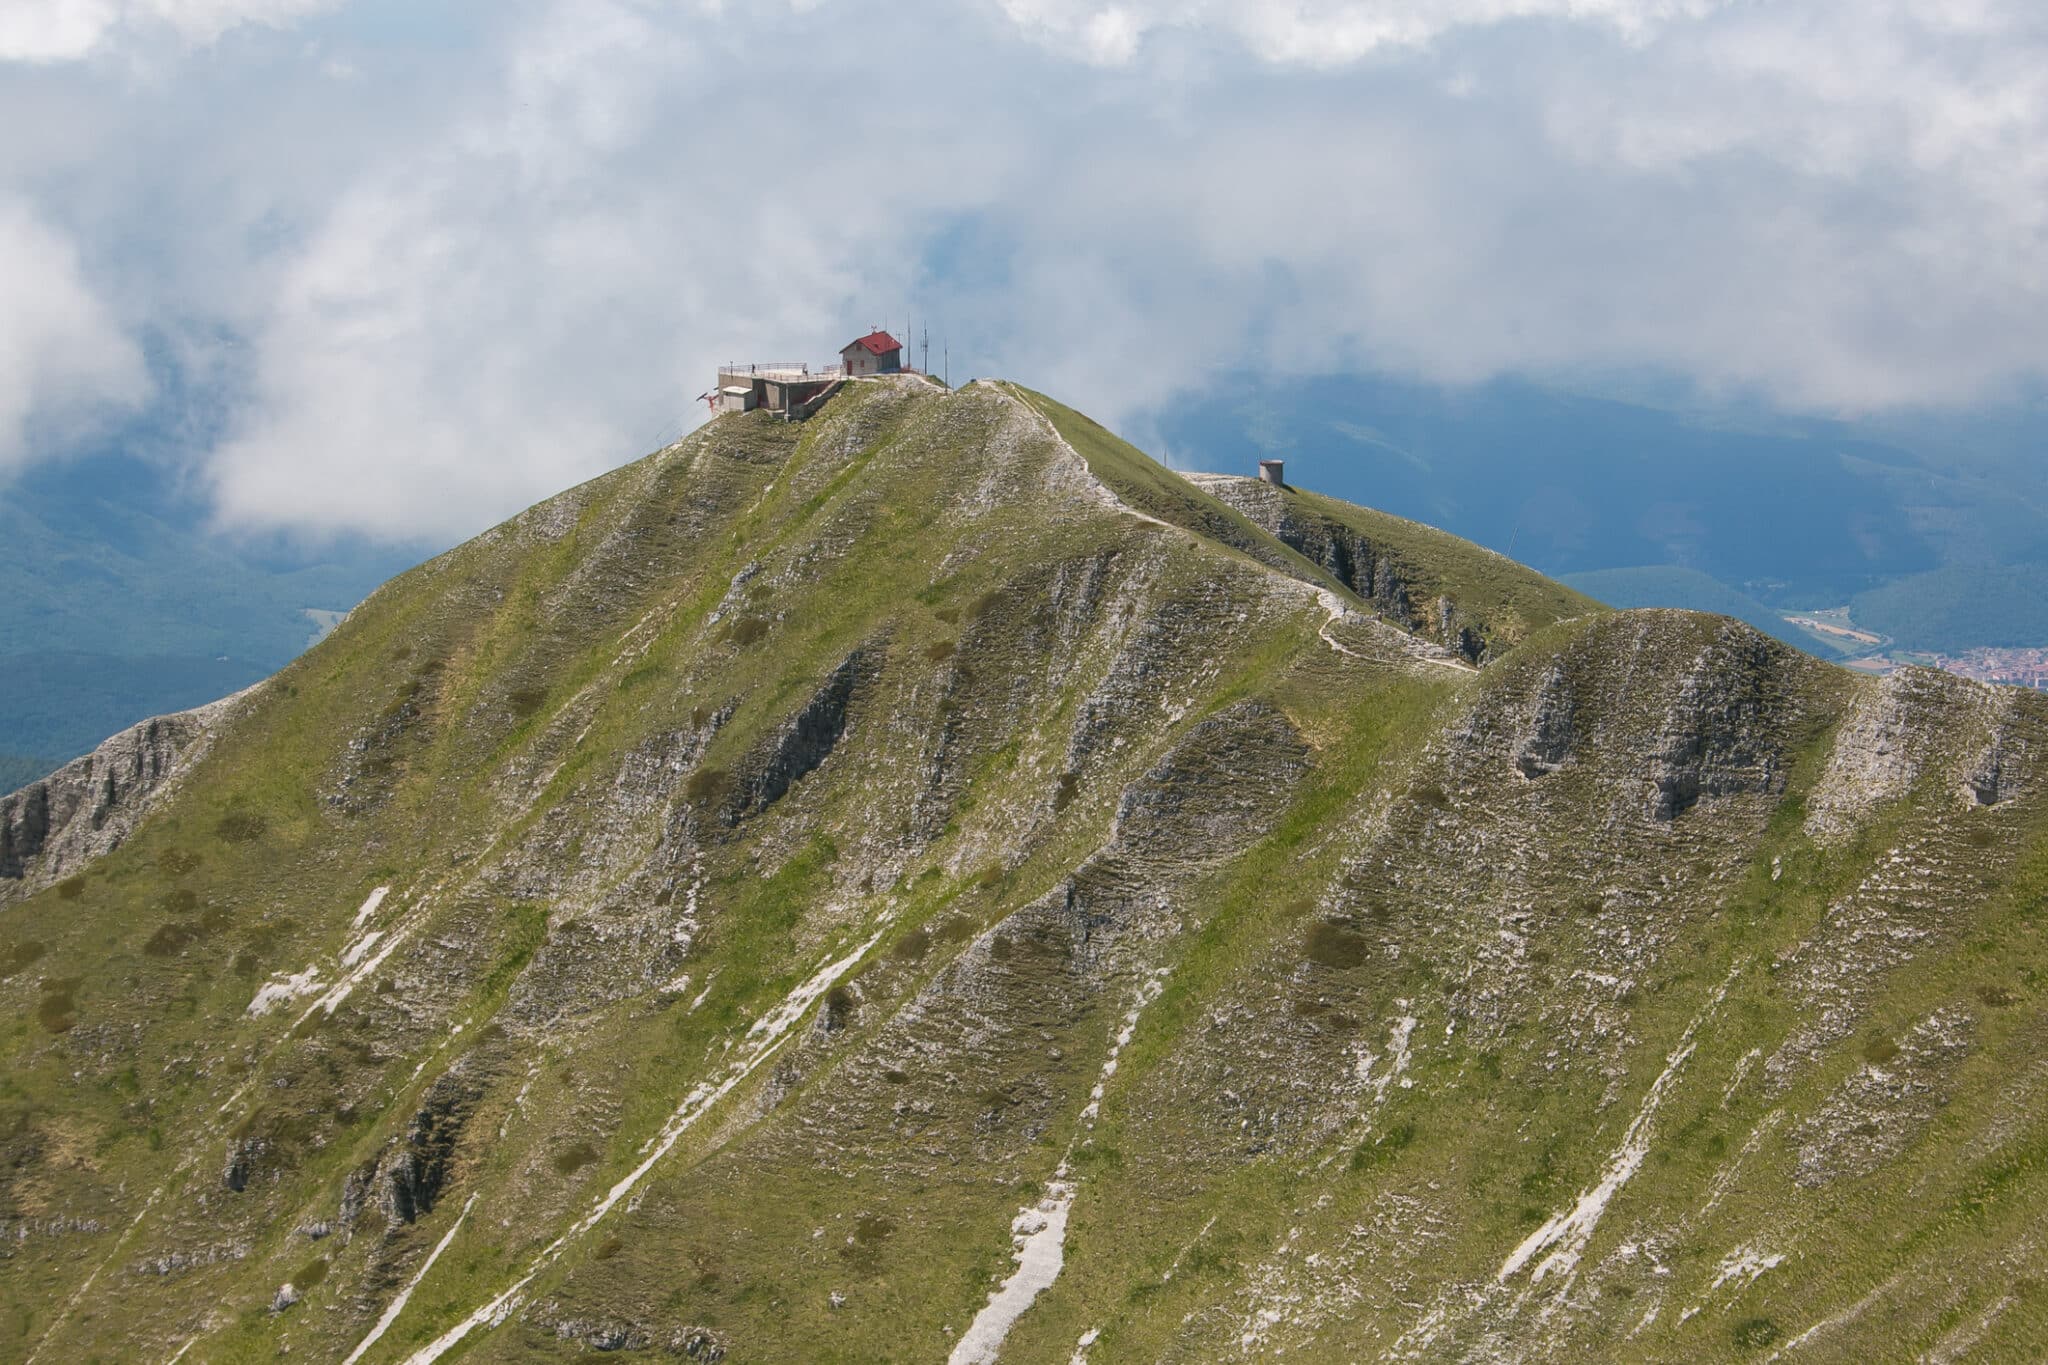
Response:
[921,324,929,377]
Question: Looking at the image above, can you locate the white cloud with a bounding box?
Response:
[0,199,148,471]
[0,0,340,63]
[994,0,1734,66]
[0,2,116,63]
[7,0,2048,537]
[965,0,2048,415]
[203,0,970,539]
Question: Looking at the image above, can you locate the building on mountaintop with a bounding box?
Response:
[840,330,903,376]
[702,330,908,420]
[705,361,841,420]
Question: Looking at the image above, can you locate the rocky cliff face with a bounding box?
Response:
[0,689,249,902]
[3,378,2045,1364]
[1186,471,1576,663]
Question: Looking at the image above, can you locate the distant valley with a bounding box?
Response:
[0,448,418,781]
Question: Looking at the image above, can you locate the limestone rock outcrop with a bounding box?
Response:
[0,689,250,903]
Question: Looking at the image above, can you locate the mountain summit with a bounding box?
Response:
[3,377,2044,1362]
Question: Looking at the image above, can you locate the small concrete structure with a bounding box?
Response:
[711,363,841,419]
[840,330,903,377]
[707,331,905,421]
[1259,459,1285,486]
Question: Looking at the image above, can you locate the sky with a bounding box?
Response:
[2,0,2046,542]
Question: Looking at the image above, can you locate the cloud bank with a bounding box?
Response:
[996,0,1730,65]
[0,0,342,63]
[3,0,2046,539]
[0,198,148,471]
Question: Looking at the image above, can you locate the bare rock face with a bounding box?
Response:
[1187,473,1490,661]
[223,1136,271,1192]
[1961,696,2032,807]
[673,1329,727,1361]
[339,1064,484,1231]
[1105,701,1310,867]
[0,689,250,903]
[734,646,869,820]
[1964,741,2011,806]
[1805,671,2041,840]
[1644,626,1788,821]
[549,1314,652,1352]
[1516,663,1578,779]
[1805,668,1963,841]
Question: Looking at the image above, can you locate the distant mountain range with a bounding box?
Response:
[0,447,418,780]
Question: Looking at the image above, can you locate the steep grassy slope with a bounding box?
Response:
[2,378,2046,1364]
[1181,469,1598,663]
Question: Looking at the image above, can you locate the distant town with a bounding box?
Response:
[1778,606,2048,689]
[1852,647,2048,690]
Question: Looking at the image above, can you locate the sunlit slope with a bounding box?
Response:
[1,376,2044,1364]
[1182,467,1600,662]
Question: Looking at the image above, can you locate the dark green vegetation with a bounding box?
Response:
[1850,561,2048,654]
[0,448,412,771]
[2,378,2046,1363]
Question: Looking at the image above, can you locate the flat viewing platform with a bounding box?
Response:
[718,363,846,384]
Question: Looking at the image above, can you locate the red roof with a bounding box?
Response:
[847,330,901,356]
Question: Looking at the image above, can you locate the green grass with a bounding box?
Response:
[1279,482,1601,650]
[1005,384,1352,595]
[7,377,2048,1364]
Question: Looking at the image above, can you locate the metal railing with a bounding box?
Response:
[717,362,846,381]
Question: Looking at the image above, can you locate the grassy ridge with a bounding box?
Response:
[1277,481,1599,648]
[1004,384,1354,598]
[4,378,2046,1362]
